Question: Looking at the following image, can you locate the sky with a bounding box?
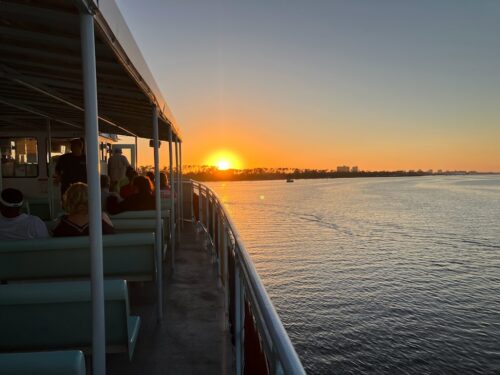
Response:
[116,0,500,172]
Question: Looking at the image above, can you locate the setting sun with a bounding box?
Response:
[205,150,243,170]
[217,160,230,170]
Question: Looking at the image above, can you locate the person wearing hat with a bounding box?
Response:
[54,138,87,196]
[108,147,130,192]
[0,188,49,240]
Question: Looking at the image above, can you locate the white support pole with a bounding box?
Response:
[0,135,2,191]
[46,119,53,219]
[175,140,181,241]
[80,12,106,375]
[134,136,138,170]
[168,127,175,270]
[179,142,184,229]
[152,106,163,322]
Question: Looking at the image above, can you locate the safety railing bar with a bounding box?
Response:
[241,272,276,366]
[189,180,305,375]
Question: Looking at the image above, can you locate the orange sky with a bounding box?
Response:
[118,1,500,173]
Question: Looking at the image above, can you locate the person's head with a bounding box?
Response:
[133,176,153,195]
[70,138,84,156]
[0,188,24,218]
[114,148,122,155]
[125,166,137,181]
[160,173,168,189]
[146,171,155,183]
[100,175,110,189]
[63,182,88,215]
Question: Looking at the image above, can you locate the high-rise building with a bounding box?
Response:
[337,165,350,173]
[351,166,358,173]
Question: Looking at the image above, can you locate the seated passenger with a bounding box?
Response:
[53,182,115,237]
[159,172,174,200]
[100,174,122,212]
[146,171,155,185]
[0,188,49,240]
[120,166,138,199]
[108,176,156,214]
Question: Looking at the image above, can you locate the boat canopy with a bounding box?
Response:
[0,0,181,141]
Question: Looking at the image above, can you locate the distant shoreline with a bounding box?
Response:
[182,170,499,183]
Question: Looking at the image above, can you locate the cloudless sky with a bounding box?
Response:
[116,0,500,172]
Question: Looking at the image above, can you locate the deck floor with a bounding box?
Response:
[107,223,233,374]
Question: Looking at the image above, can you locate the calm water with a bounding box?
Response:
[208,176,500,374]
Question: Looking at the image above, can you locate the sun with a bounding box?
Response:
[217,160,231,170]
[205,150,242,170]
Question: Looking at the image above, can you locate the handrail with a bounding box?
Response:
[188,180,305,375]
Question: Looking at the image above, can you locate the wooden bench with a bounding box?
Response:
[0,280,140,360]
[0,233,156,282]
[0,350,86,375]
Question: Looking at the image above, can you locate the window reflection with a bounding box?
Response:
[1,137,38,177]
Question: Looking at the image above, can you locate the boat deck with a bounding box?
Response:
[107,223,233,374]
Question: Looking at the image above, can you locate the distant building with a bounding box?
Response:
[337,165,350,173]
[351,166,358,173]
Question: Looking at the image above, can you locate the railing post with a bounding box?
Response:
[234,245,246,375]
[80,11,106,375]
[190,180,194,222]
[212,198,216,240]
[235,260,243,375]
[217,207,222,287]
[223,225,230,329]
[168,126,175,271]
[198,184,202,227]
[205,188,210,237]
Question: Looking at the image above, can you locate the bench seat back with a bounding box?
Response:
[0,233,155,282]
[0,350,86,375]
[0,280,140,359]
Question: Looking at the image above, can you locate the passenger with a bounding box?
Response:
[146,171,155,185]
[108,148,130,192]
[100,175,122,212]
[108,176,156,214]
[120,166,138,199]
[54,138,87,196]
[53,182,115,237]
[159,172,173,199]
[0,188,49,240]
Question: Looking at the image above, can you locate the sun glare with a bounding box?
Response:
[205,150,242,170]
[217,160,231,170]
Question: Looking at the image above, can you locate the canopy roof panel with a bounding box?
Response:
[0,0,181,141]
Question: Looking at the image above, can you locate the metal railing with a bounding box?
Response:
[186,180,306,375]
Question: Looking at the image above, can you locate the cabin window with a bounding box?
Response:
[0,137,39,178]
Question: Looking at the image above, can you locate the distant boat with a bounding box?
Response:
[286,178,294,183]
